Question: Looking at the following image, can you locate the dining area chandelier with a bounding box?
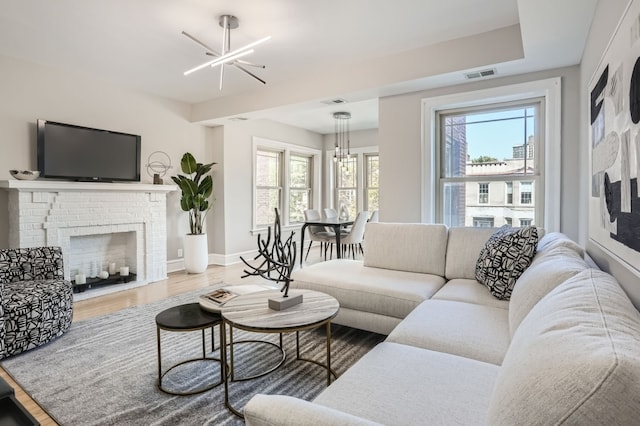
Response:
[333,112,351,163]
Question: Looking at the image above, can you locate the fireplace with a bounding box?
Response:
[1,180,175,298]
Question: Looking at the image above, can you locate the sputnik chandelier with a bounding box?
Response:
[333,112,352,163]
[182,14,271,90]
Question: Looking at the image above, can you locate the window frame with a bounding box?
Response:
[421,77,562,232]
[364,153,380,212]
[252,137,322,233]
[478,182,489,204]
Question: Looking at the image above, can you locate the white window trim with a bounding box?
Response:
[325,145,379,213]
[421,77,561,232]
[252,136,322,234]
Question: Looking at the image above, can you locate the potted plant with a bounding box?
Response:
[172,152,216,273]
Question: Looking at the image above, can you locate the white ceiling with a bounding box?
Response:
[0,0,597,134]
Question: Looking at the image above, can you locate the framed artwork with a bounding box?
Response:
[589,0,640,274]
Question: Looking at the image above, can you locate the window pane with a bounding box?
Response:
[336,156,357,188]
[506,182,513,204]
[337,189,357,220]
[367,189,379,212]
[290,155,310,188]
[256,188,280,226]
[442,182,466,227]
[365,154,379,212]
[479,183,489,204]
[473,217,494,227]
[256,150,280,186]
[289,189,309,223]
[442,106,537,178]
[520,181,533,204]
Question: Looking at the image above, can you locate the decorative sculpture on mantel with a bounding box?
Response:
[240,209,300,309]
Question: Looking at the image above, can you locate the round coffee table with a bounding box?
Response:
[221,289,340,417]
[155,302,224,395]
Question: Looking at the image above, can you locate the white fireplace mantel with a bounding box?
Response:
[1,180,177,297]
[0,179,176,193]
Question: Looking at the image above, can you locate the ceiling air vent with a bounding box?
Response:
[464,68,497,80]
[321,98,347,105]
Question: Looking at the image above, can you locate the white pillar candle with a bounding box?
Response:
[75,274,86,285]
[120,266,129,277]
[108,262,117,275]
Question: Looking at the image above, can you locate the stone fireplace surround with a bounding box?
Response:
[0,180,175,299]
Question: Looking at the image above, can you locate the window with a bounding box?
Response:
[520,218,532,226]
[437,99,543,228]
[478,183,489,204]
[289,155,312,223]
[365,154,379,212]
[255,149,282,227]
[520,181,533,204]
[473,217,494,228]
[505,217,512,226]
[335,156,358,220]
[253,137,321,230]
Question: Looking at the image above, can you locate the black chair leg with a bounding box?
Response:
[305,241,313,261]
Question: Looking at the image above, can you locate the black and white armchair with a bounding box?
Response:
[0,246,73,359]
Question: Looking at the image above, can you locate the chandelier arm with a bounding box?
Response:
[219,63,225,90]
[234,59,266,69]
[181,31,221,56]
[233,64,267,85]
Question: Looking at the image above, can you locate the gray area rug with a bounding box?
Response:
[1,286,384,425]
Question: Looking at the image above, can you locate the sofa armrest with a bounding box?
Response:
[0,247,64,284]
[244,394,382,426]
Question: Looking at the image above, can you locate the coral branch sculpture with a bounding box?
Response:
[240,209,296,297]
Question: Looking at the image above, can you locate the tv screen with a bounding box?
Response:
[37,119,141,182]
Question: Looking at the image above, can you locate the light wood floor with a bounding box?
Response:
[0,244,347,425]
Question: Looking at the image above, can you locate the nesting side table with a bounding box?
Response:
[155,302,225,395]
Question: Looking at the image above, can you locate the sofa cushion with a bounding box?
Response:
[292,259,445,320]
[475,225,538,300]
[245,394,383,426]
[508,245,588,336]
[431,278,509,309]
[445,227,496,279]
[386,299,510,365]
[314,342,499,426]
[363,223,448,275]
[536,231,584,257]
[489,269,640,425]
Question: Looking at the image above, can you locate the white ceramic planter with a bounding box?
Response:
[183,233,209,273]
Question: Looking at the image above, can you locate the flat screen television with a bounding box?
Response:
[37,119,141,182]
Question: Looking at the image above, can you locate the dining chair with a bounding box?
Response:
[324,207,350,234]
[303,209,334,261]
[338,211,369,259]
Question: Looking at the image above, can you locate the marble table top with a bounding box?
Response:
[221,289,339,332]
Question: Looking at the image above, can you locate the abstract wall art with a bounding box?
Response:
[589,0,640,273]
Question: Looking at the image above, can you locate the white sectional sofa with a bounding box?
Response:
[244,223,640,425]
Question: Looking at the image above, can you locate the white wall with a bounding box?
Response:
[0,54,206,261]
[580,0,640,308]
[378,66,581,240]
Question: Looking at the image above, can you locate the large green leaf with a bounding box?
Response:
[180,152,198,175]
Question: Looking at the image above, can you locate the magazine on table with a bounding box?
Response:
[201,288,238,305]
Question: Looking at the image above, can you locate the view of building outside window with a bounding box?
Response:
[335,156,358,219]
[365,154,379,213]
[439,103,540,228]
[255,149,282,227]
[289,154,312,223]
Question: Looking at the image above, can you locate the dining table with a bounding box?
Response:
[300,217,354,266]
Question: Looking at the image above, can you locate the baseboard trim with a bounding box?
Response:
[166,248,261,273]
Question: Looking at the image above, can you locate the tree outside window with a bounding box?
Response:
[289,155,312,223]
[255,149,282,227]
[335,156,357,219]
[365,154,379,212]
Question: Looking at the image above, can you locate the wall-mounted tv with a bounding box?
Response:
[37,119,141,182]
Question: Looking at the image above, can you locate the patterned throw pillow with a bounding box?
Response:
[475,225,538,300]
